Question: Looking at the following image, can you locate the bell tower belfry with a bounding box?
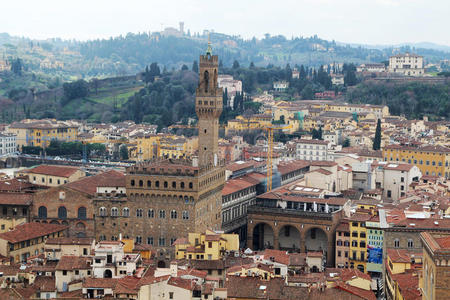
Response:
[195,39,223,167]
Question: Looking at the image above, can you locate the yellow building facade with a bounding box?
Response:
[174,230,239,260]
[132,135,198,161]
[225,114,272,135]
[8,119,79,149]
[383,145,450,178]
[349,214,370,273]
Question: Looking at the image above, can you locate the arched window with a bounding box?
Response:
[148,209,154,218]
[172,181,176,188]
[136,236,142,244]
[155,181,160,188]
[181,182,185,188]
[58,206,67,219]
[147,180,151,187]
[159,210,165,219]
[204,70,209,92]
[130,179,135,186]
[111,207,119,217]
[182,211,189,220]
[99,207,106,217]
[171,210,177,219]
[136,208,143,218]
[164,181,168,188]
[76,222,85,230]
[123,207,130,217]
[38,206,47,219]
[407,239,414,248]
[77,207,87,219]
[394,238,400,248]
[139,180,143,187]
[189,182,193,189]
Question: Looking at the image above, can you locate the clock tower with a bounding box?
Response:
[195,41,223,167]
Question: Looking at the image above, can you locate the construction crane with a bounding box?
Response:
[265,124,292,192]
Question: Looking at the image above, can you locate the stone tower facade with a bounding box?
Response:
[196,44,223,167]
[94,44,225,266]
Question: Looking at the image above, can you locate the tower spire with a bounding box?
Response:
[206,32,212,56]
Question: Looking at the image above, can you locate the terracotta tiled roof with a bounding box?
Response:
[387,249,413,263]
[263,249,289,265]
[340,268,371,282]
[45,237,93,246]
[420,232,450,254]
[83,278,119,288]
[289,253,306,267]
[33,276,56,292]
[350,213,372,222]
[392,218,450,230]
[205,234,222,241]
[277,160,310,175]
[310,161,338,167]
[172,237,189,246]
[66,170,125,196]
[335,281,376,300]
[24,165,81,178]
[226,161,257,172]
[56,256,91,270]
[391,273,421,300]
[167,276,195,291]
[0,223,67,244]
[0,178,36,192]
[307,251,324,258]
[0,193,32,206]
[0,264,23,276]
[222,177,256,196]
[178,268,208,278]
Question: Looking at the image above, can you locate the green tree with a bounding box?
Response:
[232,60,240,69]
[120,145,129,160]
[373,118,382,150]
[223,88,228,107]
[10,58,23,75]
[192,60,199,73]
[181,64,189,71]
[301,84,314,99]
[343,138,350,147]
[62,80,89,104]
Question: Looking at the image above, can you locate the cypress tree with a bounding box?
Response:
[373,119,382,150]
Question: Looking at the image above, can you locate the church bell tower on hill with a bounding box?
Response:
[195,40,223,167]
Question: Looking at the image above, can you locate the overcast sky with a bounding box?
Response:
[2,0,448,46]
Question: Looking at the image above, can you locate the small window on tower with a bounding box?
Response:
[204,129,207,133]
[204,71,209,93]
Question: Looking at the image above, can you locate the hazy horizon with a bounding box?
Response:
[2,0,449,46]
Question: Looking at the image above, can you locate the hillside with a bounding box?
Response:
[1,31,449,82]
